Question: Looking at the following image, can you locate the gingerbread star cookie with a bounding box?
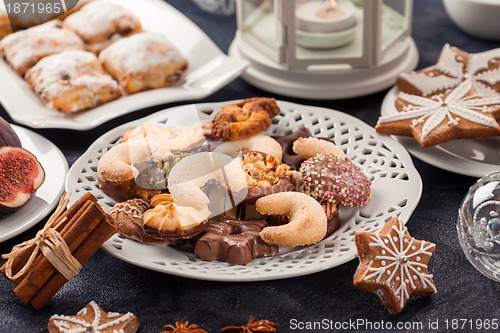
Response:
[376,80,500,146]
[353,217,436,315]
[48,301,139,333]
[397,44,500,102]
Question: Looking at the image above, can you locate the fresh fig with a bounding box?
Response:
[0,116,22,148]
[0,146,45,215]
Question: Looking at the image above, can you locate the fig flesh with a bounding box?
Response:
[0,146,45,215]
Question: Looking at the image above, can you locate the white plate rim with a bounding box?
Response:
[0,125,68,242]
[0,0,248,130]
[381,86,500,178]
[65,100,423,282]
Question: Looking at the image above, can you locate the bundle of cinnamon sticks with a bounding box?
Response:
[1,192,116,310]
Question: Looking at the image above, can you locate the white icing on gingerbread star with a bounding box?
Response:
[378,80,500,139]
[48,301,138,333]
[400,44,500,97]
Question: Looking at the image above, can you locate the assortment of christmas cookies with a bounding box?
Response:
[97,97,372,265]
[7,23,500,325]
[376,44,500,146]
[0,0,188,113]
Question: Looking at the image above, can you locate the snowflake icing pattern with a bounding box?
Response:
[400,44,500,97]
[50,301,137,333]
[378,80,500,139]
[354,217,437,315]
[364,219,436,311]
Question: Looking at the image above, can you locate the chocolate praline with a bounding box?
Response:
[195,217,278,265]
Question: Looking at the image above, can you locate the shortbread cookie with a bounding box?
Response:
[376,80,500,146]
[48,301,139,333]
[353,217,436,315]
[25,50,122,113]
[99,32,188,94]
[0,20,85,75]
[397,44,500,100]
[63,0,141,54]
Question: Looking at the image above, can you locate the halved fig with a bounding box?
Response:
[0,147,45,215]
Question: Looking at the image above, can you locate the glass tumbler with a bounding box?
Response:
[457,170,500,282]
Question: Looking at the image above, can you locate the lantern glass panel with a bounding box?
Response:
[294,0,364,61]
[241,0,279,59]
[381,0,410,51]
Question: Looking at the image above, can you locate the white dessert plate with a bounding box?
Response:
[0,126,68,242]
[66,100,422,281]
[381,87,500,178]
[0,0,248,130]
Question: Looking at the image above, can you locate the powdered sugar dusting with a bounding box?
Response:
[63,1,140,42]
[0,20,85,74]
[26,50,120,105]
[99,32,186,74]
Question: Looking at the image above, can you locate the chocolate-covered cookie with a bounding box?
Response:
[195,217,278,265]
[300,153,371,207]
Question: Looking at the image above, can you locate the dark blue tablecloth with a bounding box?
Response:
[1,1,499,332]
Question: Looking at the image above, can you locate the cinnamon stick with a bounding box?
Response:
[30,215,116,310]
[14,201,104,304]
[0,192,96,282]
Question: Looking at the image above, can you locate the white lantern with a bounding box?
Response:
[229,0,417,99]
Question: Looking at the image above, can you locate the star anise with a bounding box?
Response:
[220,316,278,333]
[162,321,207,333]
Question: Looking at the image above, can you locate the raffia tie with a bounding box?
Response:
[2,192,82,281]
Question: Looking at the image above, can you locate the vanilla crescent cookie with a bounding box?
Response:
[99,32,188,94]
[97,138,173,183]
[255,192,327,247]
[120,123,205,152]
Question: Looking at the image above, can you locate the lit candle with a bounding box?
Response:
[296,0,356,33]
[316,1,346,20]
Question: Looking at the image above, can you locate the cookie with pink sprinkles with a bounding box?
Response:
[299,153,372,208]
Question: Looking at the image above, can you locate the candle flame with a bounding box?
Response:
[330,0,337,6]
